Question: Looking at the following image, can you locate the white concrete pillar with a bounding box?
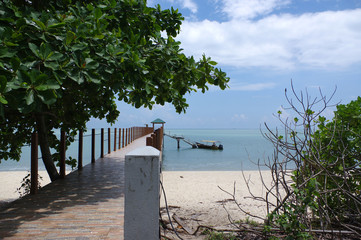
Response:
[124,146,160,240]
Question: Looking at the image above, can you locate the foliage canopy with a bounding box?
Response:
[0,0,229,180]
[310,96,361,220]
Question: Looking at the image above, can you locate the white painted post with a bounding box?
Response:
[125,146,160,240]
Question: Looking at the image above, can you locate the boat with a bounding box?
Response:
[194,140,223,150]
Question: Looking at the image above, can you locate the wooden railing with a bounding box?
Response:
[30,126,154,194]
[146,126,164,151]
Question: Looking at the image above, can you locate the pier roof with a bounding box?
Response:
[151,118,166,124]
[151,118,165,129]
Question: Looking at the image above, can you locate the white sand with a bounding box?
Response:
[160,170,274,232]
[1,170,275,231]
[0,171,51,205]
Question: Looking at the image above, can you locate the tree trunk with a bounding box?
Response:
[36,114,60,182]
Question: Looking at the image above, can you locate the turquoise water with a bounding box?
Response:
[162,129,274,171]
[0,129,275,171]
[0,129,109,171]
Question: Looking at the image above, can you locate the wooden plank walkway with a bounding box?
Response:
[0,135,148,240]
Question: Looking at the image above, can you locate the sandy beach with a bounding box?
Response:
[1,170,274,238]
[160,171,272,231]
[0,171,51,205]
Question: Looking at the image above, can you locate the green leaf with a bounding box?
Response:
[71,43,87,51]
[25,90,34,105]
[94,34,105,39]
[28,43,40,57]
[35,79,60,91]
[48,22,66,29]
[39,43,53,60]
[0,47,16,58]
[33,19,46,31]
[85,59,99,70]
[94,8,102,19]
[5,41,18,47]
[44,61,59,70]
[68,70,83,84]
[306,109,314,116]
[47,52,63,61]
[66,31,76,45]
[37,90,57,105]
[0,95,7,104]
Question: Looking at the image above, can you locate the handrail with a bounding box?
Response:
[146,126,164,151]
[30,126,154,195]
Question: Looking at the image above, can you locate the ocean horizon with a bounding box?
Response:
[0,128,276,172]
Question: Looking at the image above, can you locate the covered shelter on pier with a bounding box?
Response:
[151,118,165,130]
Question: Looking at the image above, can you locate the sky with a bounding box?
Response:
[87,0,361,129]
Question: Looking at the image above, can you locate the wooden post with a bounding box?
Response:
[114,128,117,151]
[78,130,83,170]
[119,128,121,149]
[132,127,134,142]
[108,128,111,154]
[160,126,164,150]
[128,128,131,145]
[151,133,156,149]
[92,129,95,163]
[155,129,161,151]
[125,128,128,146]
[30,131,38,195]
[122,128,125,148]
[60,130,66,178]
[146,136,153,147]
[101,128,104,158]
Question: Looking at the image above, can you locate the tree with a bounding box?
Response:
[0,0,229,181]
[221,84,361,238]
[310,96,361,226]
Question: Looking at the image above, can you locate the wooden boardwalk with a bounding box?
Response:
[0,135,148,240]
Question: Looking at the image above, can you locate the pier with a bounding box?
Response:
[164,132,197,149]
[164,132,224,150]
[0,126,164,240]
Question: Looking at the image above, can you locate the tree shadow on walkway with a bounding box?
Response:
[0,155,125,238]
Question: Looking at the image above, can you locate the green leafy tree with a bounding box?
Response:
[310,97,361,223]
[0,0,229,181]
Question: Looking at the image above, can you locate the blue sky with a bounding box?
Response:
[88,0,361,129]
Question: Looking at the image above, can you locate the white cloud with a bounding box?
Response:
[182,0,198,13]
[177,9,361,70]
[231,113,247,122]
[165,0,198,13]
[221,0,291,20]
[229,82,276,91]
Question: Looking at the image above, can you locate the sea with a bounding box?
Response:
[162,129,274,171]
[0,129,275,172]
